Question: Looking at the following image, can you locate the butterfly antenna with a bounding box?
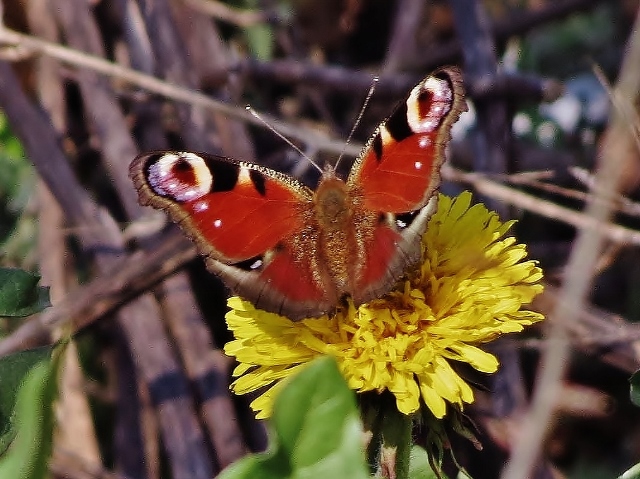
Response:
[246,106,323,174]
[334,76,379,172]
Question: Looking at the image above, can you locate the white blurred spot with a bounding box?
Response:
[250,259,263,270]
[512,113,533,136]
[540,95,581,133]
[536,121,557,147]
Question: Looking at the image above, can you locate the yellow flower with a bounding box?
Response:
[224,192,544,419]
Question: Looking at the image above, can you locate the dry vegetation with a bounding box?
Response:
[1,1,640,478]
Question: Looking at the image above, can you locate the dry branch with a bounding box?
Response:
[0,58,213,479]
[501,6,640,479]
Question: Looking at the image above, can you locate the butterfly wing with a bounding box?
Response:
[346,67,466,303]
[347,67,465,212]
[130,152,333,319]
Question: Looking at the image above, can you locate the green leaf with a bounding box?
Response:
[0,346,55,454]
[630,370,640,407]
[618,462,640,479]
[0,269,50,317]
[244,24,274,60]
[379,403,413,479]
[408,445,441,479]
[219,356,369,479]
[239,0,274,60]
[0,342,63,479]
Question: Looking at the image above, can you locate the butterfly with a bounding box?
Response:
[129,66,466,321]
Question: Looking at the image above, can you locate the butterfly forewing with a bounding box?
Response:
[347,66,466,213]
[130,152,314,261]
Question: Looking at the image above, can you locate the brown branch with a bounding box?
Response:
[0,26,358,158]
[450,0,510,218]
[157,274,248,467]
[51,447,136,479]
[168,1,256,161]
[381,0,425,74]
[444,166,640,246]
[0,230,193,354]
[182,0,271,27]
[55,0,143,218]
[137,0,216,153]
[0,59,213,479]
[134,1,253,463]
[532,286,640,374]
[416,0,612,71]
[501,5,640,478]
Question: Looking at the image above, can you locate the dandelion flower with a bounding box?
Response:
[224,192,544,419]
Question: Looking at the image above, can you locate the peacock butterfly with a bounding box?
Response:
[129,66,466,320]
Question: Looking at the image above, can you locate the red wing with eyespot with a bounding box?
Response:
[130,151,312,261]
[129,151,333,318]
[347,66,466,213]
[344,67,466,304]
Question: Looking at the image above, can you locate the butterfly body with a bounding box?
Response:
[130,67,465,320]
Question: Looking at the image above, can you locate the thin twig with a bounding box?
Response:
[570,166,640,216]
[0,231,195,357]
[501,171,640,218]
[182,0,270,27]
[0,27,359,159]
[444,167,640,246]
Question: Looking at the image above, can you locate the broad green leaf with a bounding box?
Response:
[408,445,441,479]
[0,346,56,455]
[219,356,369,479]
[0,342,63,479]
[0,269,50,317]
[630,370,640,407]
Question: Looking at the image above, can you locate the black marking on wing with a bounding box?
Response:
[395,210,420,230]
[172,156,192,173]
[250,170,267,196]
[372,132,383,161]
[385,101,412,142]
[235,255,265,272]
[142,153,163,176]
[205,158,239,192]
[434,69,451,82]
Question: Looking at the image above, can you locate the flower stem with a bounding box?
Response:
[379,401,413,479]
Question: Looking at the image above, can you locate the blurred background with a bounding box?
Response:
[1,1,640,478]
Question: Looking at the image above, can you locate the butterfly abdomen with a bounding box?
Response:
[313,171,394,302]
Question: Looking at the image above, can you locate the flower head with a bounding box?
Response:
[224,192,544,419]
